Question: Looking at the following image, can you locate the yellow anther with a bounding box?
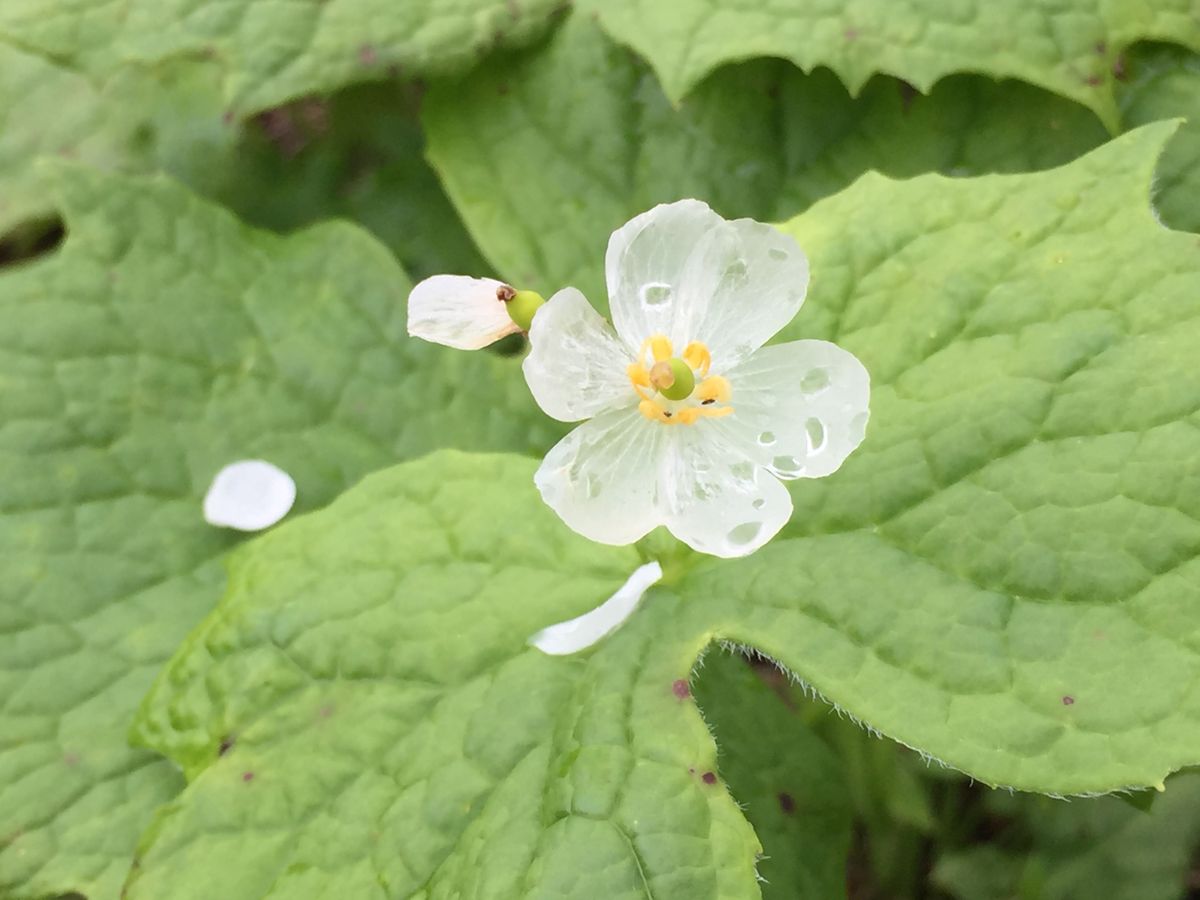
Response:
[638,399,673,423]
[628,363,650,387]
[682,342,712,376]
[648,335,673,362]
[696,375,732,405]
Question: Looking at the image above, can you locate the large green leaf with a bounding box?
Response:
[424,14,1111,306]
[0,167,558,899]
[933,773,1200,900]
[578,0,1200,129]
[443,115,1200,794]
[0,46,235,238]
[751,120,1200,793]
[127,120,1200,890]
[0,0,564,117]
[128,453,767,899]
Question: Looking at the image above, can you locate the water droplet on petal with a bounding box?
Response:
[639,282,673,308]
[758,431,776,446]
[768,247,789,261]
[800,367,830,395]
[728,521,762,546]
[773,455,804,476]
[805,418,827,454]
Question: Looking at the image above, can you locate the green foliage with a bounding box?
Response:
[128,453,762,900]
[423,14,1114,306]
[0,0,564,115]
[0,167,555,899]
[578,0,1200,129]
[4,3,1200,898]
[755,123,1200,794]
[933,774,1200,900]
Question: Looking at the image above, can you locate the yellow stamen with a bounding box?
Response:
[695,375,732,405]
[628,338,732,425]
[682,342,712,376]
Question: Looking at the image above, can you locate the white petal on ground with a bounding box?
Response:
[203,460,297,531]
[528,561,663,655]
[657,425,794,558]
[605,200,809,370]
[406,274,522,350]
[721,340,871,479]
[535,407,665,546]
[523,287,635,422]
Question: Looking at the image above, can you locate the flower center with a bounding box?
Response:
[627,334,733,425]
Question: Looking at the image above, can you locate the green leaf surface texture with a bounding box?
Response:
[579,0,1200,129]
[129,453,765,900]
[756,121,1200,794]
[0,0,565,117]
[0,167,556,899]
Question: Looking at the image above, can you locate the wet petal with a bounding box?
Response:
[528,561,663,655]
[535,408,665,546]
[203,460,296,531]
[606,200,808,369]
[407,274,521,350]
[721,340,871,479]
[523,287,635,422]
[657,426,793,558]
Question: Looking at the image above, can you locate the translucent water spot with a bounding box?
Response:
[768,247,789,261]
[722,259,749,285]
[758,431,776,446]
[729,461,756,485]
[752,498,766,510]
[640,282,673,308]
[728,521,762,546]
[773,455,803,476]
[800,367,830,395]
[805,417,827,454]
[849,411,870,441]
[585,474,603,499]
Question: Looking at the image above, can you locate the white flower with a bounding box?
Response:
[522,200,870,558]
[203,460,296,531]
[407,274,540,350]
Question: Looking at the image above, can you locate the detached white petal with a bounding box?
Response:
[523,287,635,422]
[203,460,296,531]
[534,407,664,546]
[606,200,809,370]
[529,561,663,655]
[407,274,522,350]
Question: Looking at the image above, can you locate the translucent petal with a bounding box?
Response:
[534,408,665,546]
[203,460,296,531]
[718,340,871,480]
[657,426,793,558]
[523,287,635,422]
[605,200,809,370]
[407,274,522,350]
[528,561,662,655]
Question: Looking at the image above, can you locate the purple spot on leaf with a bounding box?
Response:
[672,679,690,700]
[1062,695,1075,706]
[778,792,795,814]
[701,771,717,785]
